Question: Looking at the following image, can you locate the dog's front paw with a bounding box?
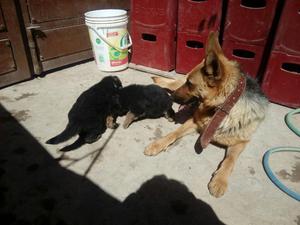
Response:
[144,139,168,156]
[208,175,228,198]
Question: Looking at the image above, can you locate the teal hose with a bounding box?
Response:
[263,147,300,201]
[285,108,300,136]
[263,109,300,201]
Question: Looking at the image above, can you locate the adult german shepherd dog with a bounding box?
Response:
[145,32,269,197]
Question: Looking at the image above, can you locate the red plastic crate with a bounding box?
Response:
[262,51,300,108]
[130,25,176,71]
[223,0,278,45]
[176,32,206,74]
[130,0,177,30]
[222,39,264,78]
[273,0,300,56]
[178,0,222,35]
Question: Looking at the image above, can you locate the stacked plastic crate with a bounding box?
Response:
[262,0,300,107]
[130,0,177,71]
[222,0,278,78]
[176,0,222,74]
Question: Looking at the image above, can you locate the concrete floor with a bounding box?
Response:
[0,61,299,225]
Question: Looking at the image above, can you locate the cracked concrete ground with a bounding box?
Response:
[0,61,299,225]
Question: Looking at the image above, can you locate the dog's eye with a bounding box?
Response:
[201,67,208,76]
[186,80,193,88]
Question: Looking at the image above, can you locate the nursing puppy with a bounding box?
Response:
[117,84,175,128]
[146,32,269,197]
[46,76,122,151]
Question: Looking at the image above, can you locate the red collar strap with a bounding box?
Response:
[200,75,246,149]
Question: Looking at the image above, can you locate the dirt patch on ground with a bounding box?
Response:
[0,110,30,123]
[276,162,300,183]
[154,127,162,138]
[0,95,13,102]
[12,110,31,121]
[248,166,255,175]
[15,93,37,101]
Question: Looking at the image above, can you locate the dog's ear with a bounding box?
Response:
[203,31,225,86]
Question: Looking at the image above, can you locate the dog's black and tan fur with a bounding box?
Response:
[46,76,122,150]
[117,84,174,128]
[146,32,269,197]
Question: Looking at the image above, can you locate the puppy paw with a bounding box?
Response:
[167,117,174,122]
[123,122,130,129]
[144,139,168,156]
[208,175,228,198]
[106,116,118,129]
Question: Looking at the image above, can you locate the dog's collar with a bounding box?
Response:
[200,75,246,148]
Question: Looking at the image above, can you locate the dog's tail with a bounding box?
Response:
[46,124,78,145]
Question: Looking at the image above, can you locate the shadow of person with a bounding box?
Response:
[0,104,119,225]
[111,175,225,225]
[0,104,224,225]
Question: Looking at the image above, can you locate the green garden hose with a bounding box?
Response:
[263,147,300,201]
[263,108,300,201]
[285,108,300,136]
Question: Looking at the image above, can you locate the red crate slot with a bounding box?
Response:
[178,0,222,35]
[273,0,300,56]
[223,0,278,45]
[130,25,176,71]
[262,51,300,108]
[130,0,177,29]
[176,32,206,74]
[222,39,264,78]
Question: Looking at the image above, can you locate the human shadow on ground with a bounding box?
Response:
[0,104,224,225]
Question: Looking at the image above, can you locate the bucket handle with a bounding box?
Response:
[87,25,132,52]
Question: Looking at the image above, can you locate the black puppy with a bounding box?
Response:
[46,76,122,151]
[117,84,175,128]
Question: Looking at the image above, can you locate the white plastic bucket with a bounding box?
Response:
[85,9,132,72]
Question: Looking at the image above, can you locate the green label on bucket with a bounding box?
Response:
[109,47,127,60]
[109,47,128,67]
[107,29,128,66]
[96,38,101,45]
